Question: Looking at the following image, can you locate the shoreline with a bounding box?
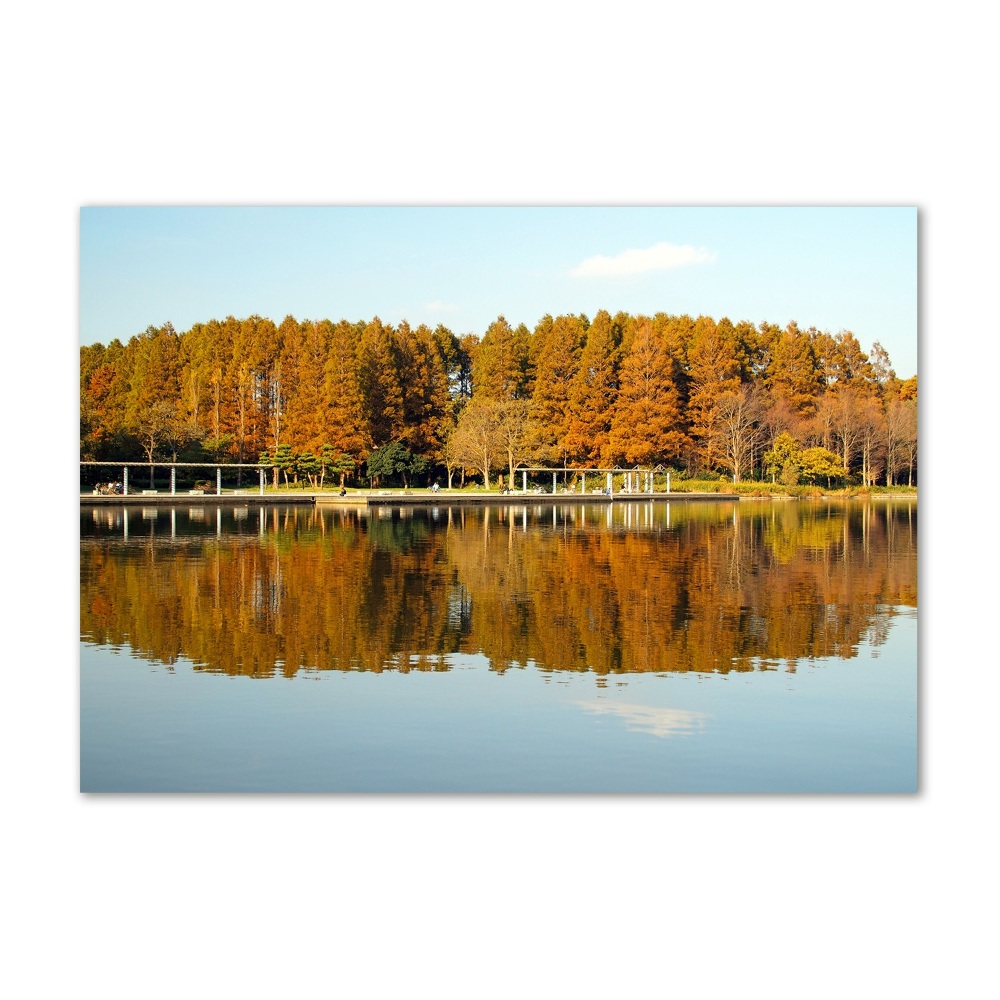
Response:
[80,489,915,507]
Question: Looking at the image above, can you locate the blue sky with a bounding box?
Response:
[80,205,918,378]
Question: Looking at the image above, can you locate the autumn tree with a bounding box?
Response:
[282,316,335,456]
[439,423,464,489]
[899,399,918,485]
[124,323,182,429]
[395,322,451,464]
[563,309,620,464]
[227,314,278,469]
[528,313,586,465]
[884,395,917,487]
[79,307,915,486]
[323,320,367,469]
[455,333,478,401]
[81,339,129,460]
[431,324,472,402]
[685,315,744,474]
[195,317,235,460]
[356,316,403,450]
[472,315,530,400]
[869,341,897,398]
[120,324,185,481]
[606,317,687,467]
[815,329,875,389]
[761,321,823,421]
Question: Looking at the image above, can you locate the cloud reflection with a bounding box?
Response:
[574,701,710,739]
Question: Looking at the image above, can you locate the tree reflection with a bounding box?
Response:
[80,500,917,678]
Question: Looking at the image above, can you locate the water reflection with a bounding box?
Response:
[573,701,711,738]
[80,500,916,679]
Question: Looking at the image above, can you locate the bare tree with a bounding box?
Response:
[858,395,887,485]
[452,398,503,489]
[715,385,765,483]
[136,400,180,487]
[820,386,866,479]
[496,398,534,487]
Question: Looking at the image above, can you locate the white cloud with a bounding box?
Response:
[424,300,460,312]
[570,241,718,278]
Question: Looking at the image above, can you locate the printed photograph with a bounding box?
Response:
[79,206,917,792]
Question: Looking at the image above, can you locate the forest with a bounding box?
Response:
[79,310,918,488]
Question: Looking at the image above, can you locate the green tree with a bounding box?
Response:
[320,444,355,489]
[267,443,295,487]
[366,441,427,489]
[296,452,321,488]
[798,446,844,487]
[763,431,800,485]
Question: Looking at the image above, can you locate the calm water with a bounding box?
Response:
[80,499,917,792]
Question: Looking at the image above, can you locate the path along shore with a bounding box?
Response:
[80,488,915,507]
[81,488,741,506]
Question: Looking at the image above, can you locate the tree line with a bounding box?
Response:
[80,310,918,487]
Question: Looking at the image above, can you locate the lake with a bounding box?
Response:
[80,498,917,793]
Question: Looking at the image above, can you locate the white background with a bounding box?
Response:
[3,3,993,997]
